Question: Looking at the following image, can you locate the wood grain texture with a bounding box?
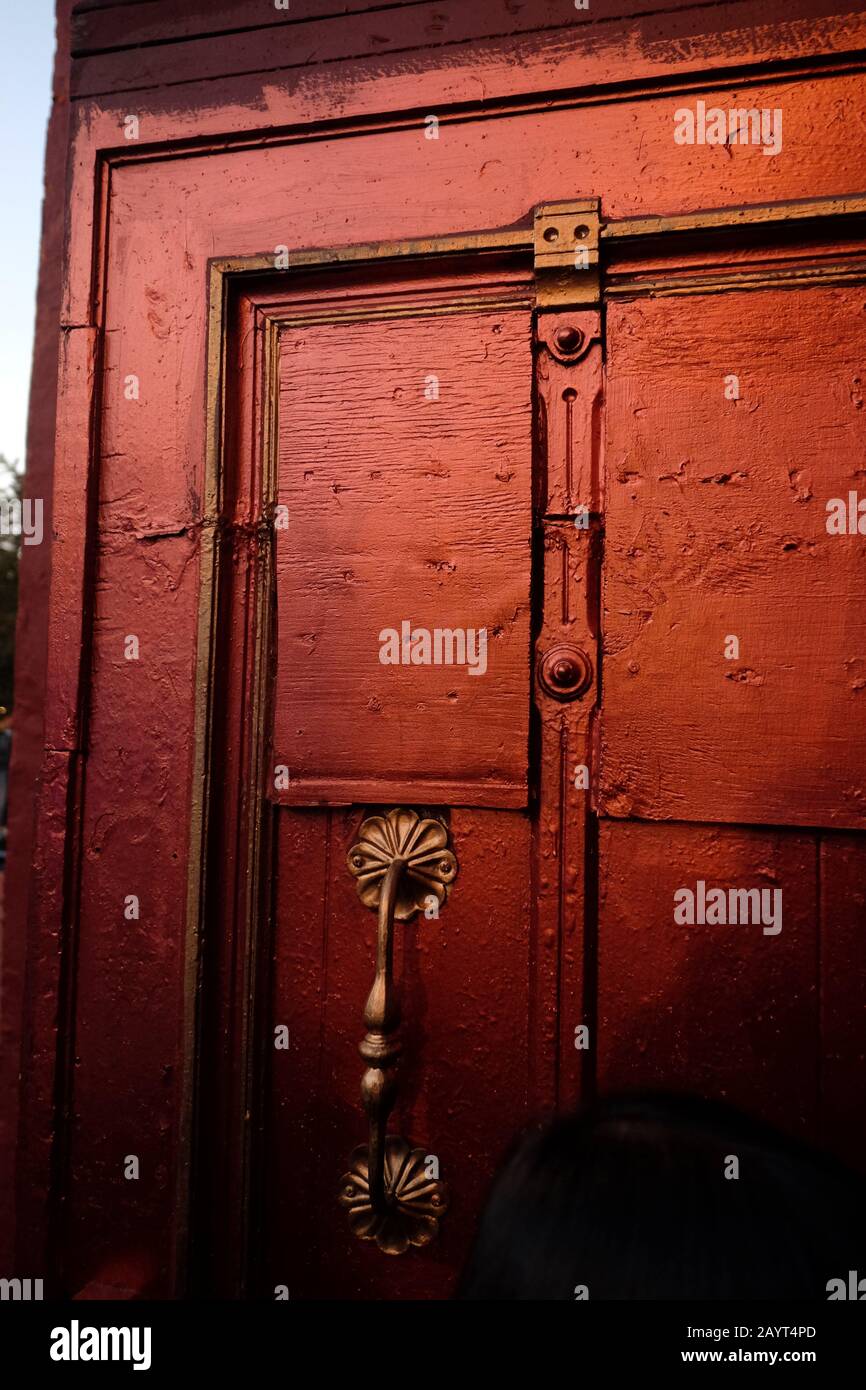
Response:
[43,327,98,752]
[600,283,866,830]
[596,819,820,1141]
[531,323,603,1111]
[62,529,200,1297]
[69,0,866,95]
[69,0,785,56]
[89,71,866,539]
[272,295,533,805]
[535,310,603,518]
[261,805,533,1299]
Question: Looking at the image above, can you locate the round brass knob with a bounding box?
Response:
[538,644,593,701]
[551,656,579,686]
[554,325,584,355]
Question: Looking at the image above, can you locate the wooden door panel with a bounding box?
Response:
[273,285,534,807]
[600,284,866,830]
[262,806,533,1299]
[819,834,866,1171]
[597,250,866,1175]
[596,819,819,1139]
[247,218,866,1296]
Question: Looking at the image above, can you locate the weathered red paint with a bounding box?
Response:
[0,1,74,1277]
[2,0,866,1301]
[601,285,866,830]
[273,268,534,808]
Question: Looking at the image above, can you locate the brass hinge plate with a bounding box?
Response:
[534,199,601,308]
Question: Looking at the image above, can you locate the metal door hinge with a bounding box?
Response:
[534,199,601,309]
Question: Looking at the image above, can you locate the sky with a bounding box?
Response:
[0,5,56,470]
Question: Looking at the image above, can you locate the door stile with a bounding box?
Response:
[531,203,604,1113]
[188,285,279,1298]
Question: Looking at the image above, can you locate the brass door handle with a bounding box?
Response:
[338,809,457,1255]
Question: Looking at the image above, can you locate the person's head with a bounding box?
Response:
[458,1093,866,1300]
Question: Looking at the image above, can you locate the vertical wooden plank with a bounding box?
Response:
[14,324,99,1285]
[260,809,332,1300]
[62,533,199,1298]
[13,749,77,1283]
[1,0,73,1274]
[531,311,602,1113]
[43,327,98,753]
[820,833,866,1172]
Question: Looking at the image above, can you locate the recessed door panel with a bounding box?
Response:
[261,806,533,1299]
[593,236,866,1174]
[596,818,819,1136]
[600,283,866,830]
[272,277,534,807]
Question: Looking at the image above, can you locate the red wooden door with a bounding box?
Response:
[189,198,866,1300]
[18,172,865,1305]
[596,228,866,1163]
[12,0,866,1311]
[265,258,538,1301]
[191,220,600,1299]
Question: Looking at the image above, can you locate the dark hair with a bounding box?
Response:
[457,1093,866,1300]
